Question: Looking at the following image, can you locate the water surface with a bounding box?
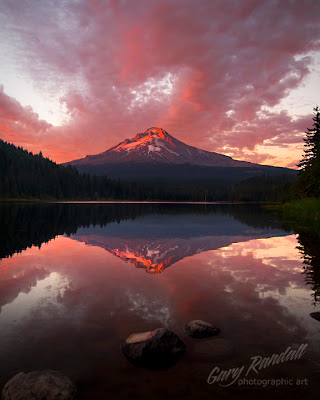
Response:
[0,203,319,399]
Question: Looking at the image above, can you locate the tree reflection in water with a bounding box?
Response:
[297,231,320,306]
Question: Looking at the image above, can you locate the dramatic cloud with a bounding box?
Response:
[0,0,319,166]
[0,85,51,144]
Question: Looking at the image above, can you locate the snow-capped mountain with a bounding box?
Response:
[67,127,254,167]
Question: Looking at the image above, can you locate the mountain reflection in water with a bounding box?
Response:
[71,213,289,274]
[0,202,287,262]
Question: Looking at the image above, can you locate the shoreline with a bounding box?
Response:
[0,199,281,205]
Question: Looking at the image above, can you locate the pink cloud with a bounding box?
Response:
[211,110,312,151]
[0,0,319,164]
[0,85,52,147]
[0,85,51,133]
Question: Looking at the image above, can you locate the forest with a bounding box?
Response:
[0,139,148,200]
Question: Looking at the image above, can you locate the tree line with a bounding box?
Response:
[0,139,153,200]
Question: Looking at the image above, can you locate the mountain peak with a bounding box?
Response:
[131,127,170,142]
[144,127,168,137]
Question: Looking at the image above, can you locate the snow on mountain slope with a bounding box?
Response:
[67,127,255,167]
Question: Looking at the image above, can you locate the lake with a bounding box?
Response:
[0,202,319,399]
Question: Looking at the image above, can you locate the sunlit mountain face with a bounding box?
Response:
[71,213,290,274]
[65,127,254,167]
[64,127,296,184]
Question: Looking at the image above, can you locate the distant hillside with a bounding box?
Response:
[74,162,297,186]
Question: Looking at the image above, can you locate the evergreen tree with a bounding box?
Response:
[297,106,320,197]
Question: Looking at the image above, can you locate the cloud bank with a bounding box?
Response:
[0,0,319,166]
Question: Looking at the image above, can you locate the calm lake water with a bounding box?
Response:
[0,202,319,399]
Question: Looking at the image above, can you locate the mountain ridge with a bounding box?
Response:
[65,127,257,168]
[63,127,297,187]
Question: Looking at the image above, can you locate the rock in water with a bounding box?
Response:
[121,328,186,368]
[2,370,77,400]
[310,312,320,321]
[184,320,221,338]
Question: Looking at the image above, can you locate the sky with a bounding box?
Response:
[0,0,319,168]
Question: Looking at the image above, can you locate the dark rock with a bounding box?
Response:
[121,328,186,368]
[2,370,77,400]
[184,320,221,338]
[310,312,320,321]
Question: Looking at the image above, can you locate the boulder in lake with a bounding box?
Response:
[310,312,320,321]
[121,328,186,368]
[184,320,221,338]
[2,370,77,400]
